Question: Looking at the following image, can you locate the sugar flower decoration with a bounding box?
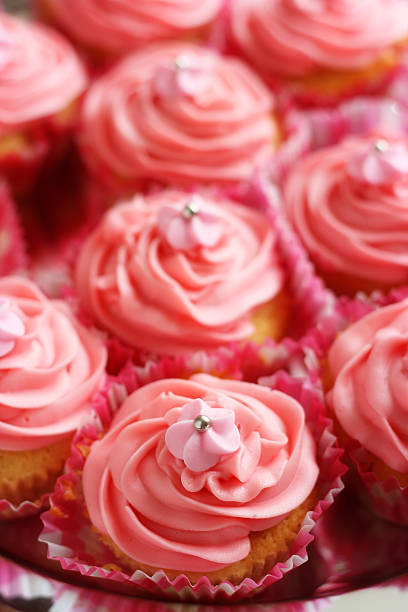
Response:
[154,52,214,99]
[0,299,24,357]
[347,139,408,186]
[165,398,241,472]
[157,196,223,250]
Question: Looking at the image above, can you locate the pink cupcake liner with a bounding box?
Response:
[39,365,345,603]
[0,179,27,275]
[344,441,408,526]
[0,557,330,612]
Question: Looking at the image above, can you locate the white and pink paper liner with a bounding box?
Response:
[39,363,345,603]
[0,556,331,612]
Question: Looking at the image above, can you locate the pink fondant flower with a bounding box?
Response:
[347,139,408,186]
[0,299,24,357]
[165,398,241,471]
[157,197,223,250]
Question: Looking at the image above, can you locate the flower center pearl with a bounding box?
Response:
[193,414,211,432]
[182,199,200,219]
[174,54,190,71]
[374,139,388,153]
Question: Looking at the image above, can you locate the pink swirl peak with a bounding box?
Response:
[347,139,408,186]
[154,52,214,99]
[165,398,240,472]
[0,299,24,357]
[157,196,223,250]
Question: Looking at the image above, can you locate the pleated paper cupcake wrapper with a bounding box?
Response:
[0,556,331,612]
[39,364,345,603]
[343,440,408,526]
[0,179,27,275]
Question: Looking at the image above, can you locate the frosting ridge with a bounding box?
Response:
[83,375,318,571]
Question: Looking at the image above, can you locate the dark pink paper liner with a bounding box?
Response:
[0,491,50,522]
[0,556,329,612]
[40,365,345,603]
[344,440,408,526]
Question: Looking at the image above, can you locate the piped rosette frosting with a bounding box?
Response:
[40,0,222,59]
[328,300,408,473]
[79,42,277,190]
[82,374,318,573]
[0,277,107,452]
[0,14,87,136]
[283,136,408,293]
[75,191,283,356]
[228,0,408,100]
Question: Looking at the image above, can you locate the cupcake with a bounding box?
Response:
[0,276,106,511]
[81,375,319,585]
[228,0,408,106]
[36,0,222,65]
[79,41,288,198]
[283,135,408,296]
[0,13,87,195]
[326,299,408,523]
[74,190,288,358]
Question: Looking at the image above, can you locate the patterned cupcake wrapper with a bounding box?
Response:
[346,440,408,526]
[0,555,331,612]
[39,365,345,603]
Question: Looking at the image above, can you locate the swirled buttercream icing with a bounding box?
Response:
[43,0,222,57]
[80,42,276,186]
[83,374,318,572]
[283,136,408,286]
[229,0,408,79]
[0,277,107,452]
[74,191,283,355]
[328,300,408,472]
[0,14,87,135]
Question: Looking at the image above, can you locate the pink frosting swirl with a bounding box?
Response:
[83,375,318,572]
[80,42,276,186]
[229,0,408,79]
[43,0,222,58]
[75,191,283,355]
[0,14,87,134]
[283,136,408,286]
[0,277,107,452]
[328,300,408,472]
